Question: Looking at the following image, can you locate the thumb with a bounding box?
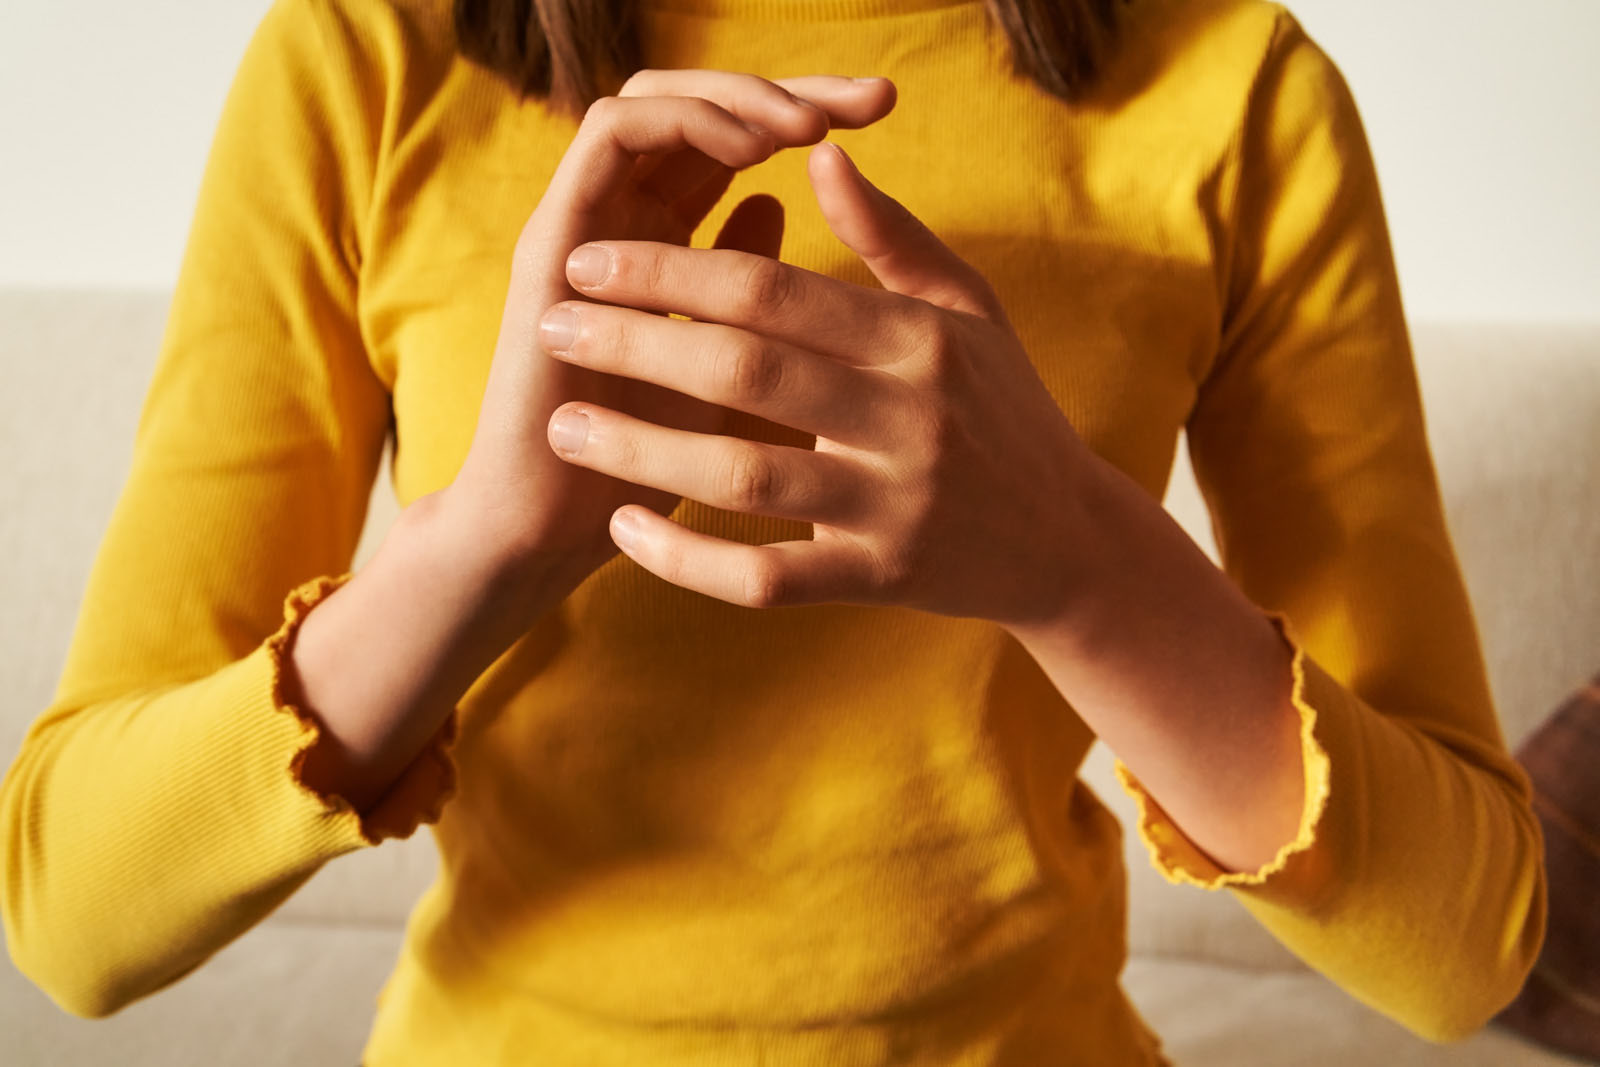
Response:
[712,192,786,261]
[808,142,1000,321]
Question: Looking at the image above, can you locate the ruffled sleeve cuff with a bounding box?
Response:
[263,572,460,848]
[1112,609,1334,891]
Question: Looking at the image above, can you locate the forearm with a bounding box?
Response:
[1006,452,1306,875]
[288,486,590,813]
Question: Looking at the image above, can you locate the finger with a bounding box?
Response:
[808,140,1004,321]
[539,300,905,446]
[617,69,827,136]
[630,146,732,213]
[546,94,809,220]
[613,71,825,209]
[769,75,897,129]
[562,240,919,367]
[618,69,894,131]
[547,402,870,525]
[608,506,874,609]
[623,73,894,209]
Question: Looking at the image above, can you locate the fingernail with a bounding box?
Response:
[538,306,579,351]
[611,509,641,552]
[566,245,612,288]
[740,118,772,137]
[851,76,881,84]
[549,411,588,455]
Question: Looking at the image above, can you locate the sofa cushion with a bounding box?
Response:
[1082,320,1600,974]
[5,292,1600,1051]
[1121,956,1588,1066]
[1493,670,1600,1061]
[0,916,398,1067]
[2,914,1581,1067]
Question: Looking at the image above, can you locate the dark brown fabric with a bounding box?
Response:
[1494,671,1600,1062]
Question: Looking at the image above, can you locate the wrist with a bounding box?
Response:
[1003,446,1287,688]
[400,484,602,631]
[1002,450,1135,652]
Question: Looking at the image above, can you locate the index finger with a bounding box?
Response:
[618,69,897,130]
[566,240,919,366]
[609,71,895,211]
[768,74,897,129]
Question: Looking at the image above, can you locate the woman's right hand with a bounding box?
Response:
[446,70,897,588]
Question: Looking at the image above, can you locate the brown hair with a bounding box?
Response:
[452,0,1134,121]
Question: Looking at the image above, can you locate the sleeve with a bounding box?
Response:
[0,0,457,1020]
[1109,6,1547,1043]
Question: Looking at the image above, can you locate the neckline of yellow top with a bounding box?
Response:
[637,0,984,21]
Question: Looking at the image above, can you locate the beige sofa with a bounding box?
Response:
[2,289,1596,1065]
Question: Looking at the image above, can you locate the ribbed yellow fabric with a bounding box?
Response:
[1,0,1546,1061]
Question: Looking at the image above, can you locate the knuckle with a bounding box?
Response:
[588,314,630,369]
[969,276,1007,321]
[891,405,953,512]
[734,257,792,318]
[866,542,915,600]
[721,337,783,405]
[587,324,632,372]
[928,341,972,399]
[609,244,664,298]
[923,312,964,375]
[900,395,950,457]
[618,69,657,95]
[688,95,733,128]
[742,553,789,609]
[726,444,777,512]
[654,537,688,586]
[582,94,619,127]
[743,71,787,97]
[891,303,948,366]
[609,428,645,479]
[881,552,916,598]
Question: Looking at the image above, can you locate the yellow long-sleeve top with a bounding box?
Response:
[1,0,1546,1062]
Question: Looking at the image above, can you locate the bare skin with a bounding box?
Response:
[530,141,1304,874]
[287,71,897,813]
[289,67,1301,875]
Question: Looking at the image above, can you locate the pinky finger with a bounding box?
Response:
[610,507,865,609]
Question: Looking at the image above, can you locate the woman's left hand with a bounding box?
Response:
[537,140,1106,629]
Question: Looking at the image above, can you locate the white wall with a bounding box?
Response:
[0,2,275,293]
[2,0,1596,321]
[1289,0,1599,322]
